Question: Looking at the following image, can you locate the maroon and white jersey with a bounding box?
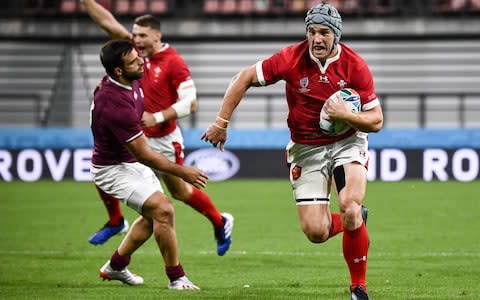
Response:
[91,75,145,166]
[140,44,193,138]
[257,41,379,145]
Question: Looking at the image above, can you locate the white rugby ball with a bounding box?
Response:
[319,88,361,136]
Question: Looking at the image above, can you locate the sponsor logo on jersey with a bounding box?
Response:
[318,75,329,83]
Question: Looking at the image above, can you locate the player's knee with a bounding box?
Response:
[338,189,364,206]
[339,201,362,228]
[301,224,329,243]
[150,196,175,225]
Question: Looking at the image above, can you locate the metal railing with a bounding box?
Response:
[0,92,47,126]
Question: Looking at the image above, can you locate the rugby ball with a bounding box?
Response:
[319,88,361,136]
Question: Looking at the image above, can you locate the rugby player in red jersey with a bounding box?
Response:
[202,3,383,299]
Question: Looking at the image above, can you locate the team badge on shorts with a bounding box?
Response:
[291,165,302,181]
[359,150,366,159]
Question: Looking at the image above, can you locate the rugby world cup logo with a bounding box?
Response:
[299,77,311,93]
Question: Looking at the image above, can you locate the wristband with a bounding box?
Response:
[153,112,165,123]
[216,115,230,123]
[212,123,227,130]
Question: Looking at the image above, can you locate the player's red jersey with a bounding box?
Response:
[91,76,144,166]
[140,44,192,138]
[258,41,379,145]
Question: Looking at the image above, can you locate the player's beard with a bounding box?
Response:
[123,69,144,81]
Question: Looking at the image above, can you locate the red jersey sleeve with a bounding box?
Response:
[168,54,192,90]
[350,58,378,110]
[260,45,296,85]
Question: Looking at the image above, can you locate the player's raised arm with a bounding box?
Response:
[80,0,131,40]
[201,64,260,151]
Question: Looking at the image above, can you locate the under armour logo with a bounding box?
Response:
[319,75,329,83]
[353,256,367,263]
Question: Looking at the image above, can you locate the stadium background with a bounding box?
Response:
[0,0,479,181]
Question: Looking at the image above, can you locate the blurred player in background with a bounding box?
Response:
[81,0,234,256]
[201,3,383,299]
[91,39,205,289]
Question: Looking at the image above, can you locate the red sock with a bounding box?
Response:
[328,213,344,238]
[110,250,131,271]
[185,188,223,228]
[95,185,123,226]
[343,222,369,291]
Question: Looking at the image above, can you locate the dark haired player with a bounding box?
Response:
[81,0,233,256]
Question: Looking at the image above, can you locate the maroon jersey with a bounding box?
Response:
[140,44,192,138]
[258,41,379,145]
[91,76,145,166]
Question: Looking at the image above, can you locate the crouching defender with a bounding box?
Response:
[90,40,207,289]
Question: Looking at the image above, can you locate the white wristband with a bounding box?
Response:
[153,112,165,123]
[216,115,230,123]
[212,123,227,130]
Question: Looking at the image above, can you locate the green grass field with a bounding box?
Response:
[0,179,479,299]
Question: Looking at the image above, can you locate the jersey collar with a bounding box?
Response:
[107,76,132,90]
[309,44,342,74]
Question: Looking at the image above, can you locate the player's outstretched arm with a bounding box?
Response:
[80,0,131,40]
[201,64,259,151]
[127,134,208,188]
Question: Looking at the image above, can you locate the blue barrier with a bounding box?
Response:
[0,128,479,149]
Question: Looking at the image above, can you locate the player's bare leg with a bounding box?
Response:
[297,204,332,243]
[99,215,150,285]
[162,172,234,256]
[100,191,198,289]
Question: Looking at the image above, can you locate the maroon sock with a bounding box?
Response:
[165,264,185,282]
[110,250,131,271]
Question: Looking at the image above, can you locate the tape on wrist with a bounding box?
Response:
[153,112,165,123]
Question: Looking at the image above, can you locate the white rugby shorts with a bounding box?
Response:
[147,127,185,165]
[286,131,369,204]
[91,162,164,213]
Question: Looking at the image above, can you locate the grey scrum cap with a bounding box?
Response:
[305,3,343,46]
